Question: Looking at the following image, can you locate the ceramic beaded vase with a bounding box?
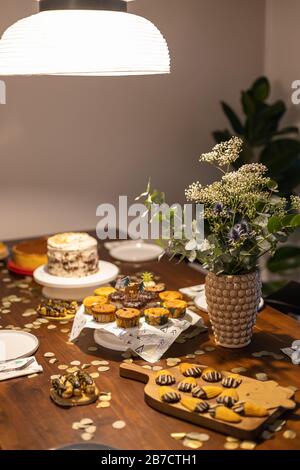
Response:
[205,271,262,348]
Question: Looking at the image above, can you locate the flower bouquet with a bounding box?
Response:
[138,137,300,348]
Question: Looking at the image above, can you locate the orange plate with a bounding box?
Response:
[7,259,34,276]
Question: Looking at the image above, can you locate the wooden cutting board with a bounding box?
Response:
[120,363,296,440]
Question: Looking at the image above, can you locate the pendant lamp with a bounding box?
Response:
[0,0,170,76]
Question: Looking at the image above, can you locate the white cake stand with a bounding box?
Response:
[33,261,119,301]
[94,329,128,352]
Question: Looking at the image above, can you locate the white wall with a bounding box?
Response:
[265,0,300,126]
[0,0,265,240]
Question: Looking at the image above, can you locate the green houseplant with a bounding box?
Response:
[213,76,300,282]
[138,138,300,347]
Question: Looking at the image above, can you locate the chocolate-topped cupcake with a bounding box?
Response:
[139,290,158,303]
[123,299,146,309]
[109,291,125,302]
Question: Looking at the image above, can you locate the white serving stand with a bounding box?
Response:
[94,329,128,352]
[33,261,119,301]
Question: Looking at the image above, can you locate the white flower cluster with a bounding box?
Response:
[291,195,300,211]
[199,136,243,166]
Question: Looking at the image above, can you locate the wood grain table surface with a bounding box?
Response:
[0,238,299,451]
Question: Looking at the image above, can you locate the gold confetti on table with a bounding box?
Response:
[44,352,55,358]
[283,430,297,439]
[170,433,186,440]
[183,438,203,449]
[90,372,99,379]
[240,440,257,450]
[224,442,239,450]
[70,360,81,366]
[255,372,268,382]
[97,401,110,408]
[112,420,126,430]
[186,432,210,442]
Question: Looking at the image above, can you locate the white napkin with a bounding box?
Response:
[0,356,43,381]
[71,307,207,363]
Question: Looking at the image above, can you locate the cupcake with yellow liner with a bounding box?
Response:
[162,300,187,319]
[94,286,116,297]
[83,295,107,315]
[91,303,116,323]
[144,307,170,326]
[115,308,140,329]
[145,283,166,293]
[140,272,165,293]
[159,291,183,302]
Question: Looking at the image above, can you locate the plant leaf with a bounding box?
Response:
[251,76,270,102]
[242,91,256,116]
[268,216,282,233]
[267,246,300,273]
[221,102,244,134]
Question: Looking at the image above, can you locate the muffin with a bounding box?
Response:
[144,307,170,326]
[163,300,187,319]
[145,283,166,293]
[83,296,107,315]
[115,308,140,328]
[91,303,116,323]
[123,299,146,309]
[94,286,116,297]
[109,291,125,303]
[159,291,183,302]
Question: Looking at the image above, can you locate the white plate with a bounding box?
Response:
[109,242,163,262]
[0,330,39,362]
[194,291,265,312]
[33,261,119,288]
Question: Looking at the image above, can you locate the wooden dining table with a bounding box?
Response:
[0,236,299,451]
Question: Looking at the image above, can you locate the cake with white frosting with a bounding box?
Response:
[47,232,99,278]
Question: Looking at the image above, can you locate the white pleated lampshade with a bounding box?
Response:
[0,10,170,76]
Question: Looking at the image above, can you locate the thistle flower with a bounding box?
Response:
[228,227,241,242]
[228,222,250,243]
[213,202,224,214]
[240,219,250,234]
[199,136,243,167]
